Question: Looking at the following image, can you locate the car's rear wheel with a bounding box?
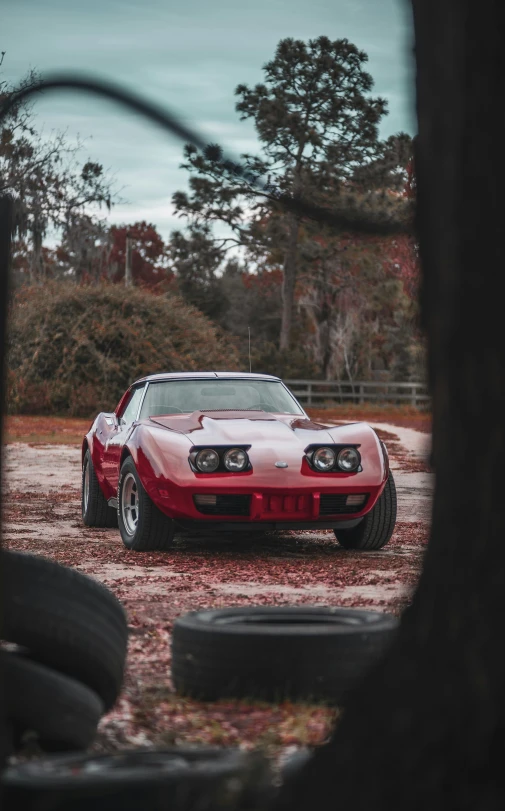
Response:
[118,457,175,551]
[334,472,397,551]
[82,450,118,528]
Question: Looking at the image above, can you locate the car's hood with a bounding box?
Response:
[132,410,384,492]
[148,410,362,448]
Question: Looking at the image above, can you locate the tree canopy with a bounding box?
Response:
[172,36,413,350]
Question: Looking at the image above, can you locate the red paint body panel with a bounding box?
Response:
[83,378,389,528]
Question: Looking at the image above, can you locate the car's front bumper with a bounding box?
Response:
[174,517,363,532]
[147,482,384,525]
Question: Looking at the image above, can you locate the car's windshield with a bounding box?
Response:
[139,379,304,418]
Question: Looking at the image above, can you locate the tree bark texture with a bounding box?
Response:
[276,2,505,809]
[0,196,14,771]
[279,214,300,351]
[125,234,133,287]
[31,225,44,282]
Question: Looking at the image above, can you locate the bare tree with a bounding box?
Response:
[0,66,113,282]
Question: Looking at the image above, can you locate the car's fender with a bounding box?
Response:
[326,421,389,486]
[122,422,192,505]
[82,413,117,498]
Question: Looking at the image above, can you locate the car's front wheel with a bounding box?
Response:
[117,457,175,551]
[334,471,397,551]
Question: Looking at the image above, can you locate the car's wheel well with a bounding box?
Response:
[120,448,132,468]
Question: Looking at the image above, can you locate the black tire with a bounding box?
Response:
[1,748,273,811]
[334,471,397,551]
[117,456,175,551]
[82,449,118,528]
[1,550,128,712]
[172,606,398,704]
[1,651,103,752]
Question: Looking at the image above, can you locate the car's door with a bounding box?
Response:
[102,384,146,491]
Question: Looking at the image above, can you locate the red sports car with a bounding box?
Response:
[81,372,396,551]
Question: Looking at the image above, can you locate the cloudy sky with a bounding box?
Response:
[2,0,415,241]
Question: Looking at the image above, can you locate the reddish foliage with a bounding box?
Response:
[108,221,174,290]
[298,227,420,306]
[405,154,417,200]
[241,268,283,292]
[381,234,420,299]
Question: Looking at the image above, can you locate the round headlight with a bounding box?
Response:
[337,447,361,472]
[313,447,336,472]
[223,448,248,472]
[195,448,220,473]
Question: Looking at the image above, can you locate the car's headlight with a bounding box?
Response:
[337,447,361,472]
[223,447,249,472]
[313,447,336,471]
[195,448,220,473]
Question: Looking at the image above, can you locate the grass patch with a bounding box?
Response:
[307,404,431,434]
[4,415,91,445]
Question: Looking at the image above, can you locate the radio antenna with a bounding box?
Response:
[248,327,252,373]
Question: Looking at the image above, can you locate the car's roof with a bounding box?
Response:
[133,371,282,386]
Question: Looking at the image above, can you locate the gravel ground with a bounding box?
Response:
[1,424,433,755]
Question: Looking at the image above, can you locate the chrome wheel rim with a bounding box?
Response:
[121,472,139,535]
[83,460,90,513]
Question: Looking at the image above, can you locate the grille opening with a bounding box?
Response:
[319,493,369,516]
[263,494,310,514]
[193,494,251,516]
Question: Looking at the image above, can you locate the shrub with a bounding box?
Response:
[8,283,241,417]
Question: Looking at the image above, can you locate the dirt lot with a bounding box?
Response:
[1,416,433,756]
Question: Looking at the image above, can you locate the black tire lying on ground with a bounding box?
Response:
[172,606,398,704]
[1,550,128,711]
[82,449,118,528]
[1,748,274,811]
[334,471,397,551]
[1,651,103,752]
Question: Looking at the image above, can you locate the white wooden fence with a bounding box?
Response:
[285,380,430,408]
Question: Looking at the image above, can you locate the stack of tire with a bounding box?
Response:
[0,552,276,810]
[0,550,128,753]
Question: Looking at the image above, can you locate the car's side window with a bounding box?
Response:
[120,385,145,425]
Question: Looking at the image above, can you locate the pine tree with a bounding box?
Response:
[172,36,411,350]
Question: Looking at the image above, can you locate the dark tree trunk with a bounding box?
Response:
[0,196,14,770]
[31,224,44,281]
[280,214,300,351]
[316,262,332,379]
[276,1,505,808]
